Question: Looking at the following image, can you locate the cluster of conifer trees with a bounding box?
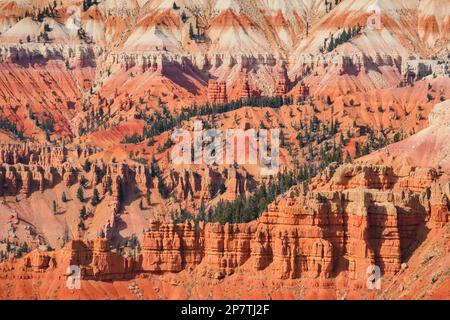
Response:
[172,167,314,225]
[135,96,296,145]
[321,25,363,53]
[0,240,31,261]
[0,118,24,140]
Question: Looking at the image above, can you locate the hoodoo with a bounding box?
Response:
[208,80,228,104]
[0,0,448,301]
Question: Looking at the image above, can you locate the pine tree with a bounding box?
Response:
[77,186,84,202]
[84,159,92,172]
[83,0,92,11]
[91,188,100,206]
[63,225,70,245]
[219,181,226,194]
[208,183,216,199]
[362,144,370,156]
[53,200,57,214]
[181,11,188,23]
[117,182,124,204]
[61,191,67,203]
[158,177,170,199]
[80,206,87,220]
[150,156,160,177]
[21,242,29,254]
[189,23,195,40]
[146,190,151,206]
[340,132,345,146]
[326,95,333,105]
[198,201,206,221]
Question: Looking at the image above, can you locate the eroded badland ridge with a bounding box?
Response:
[0,0,449,299]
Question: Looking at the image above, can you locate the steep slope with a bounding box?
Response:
[0,0,449,300]
[1,97,450,299]
[360,100,450,172]
[0,160,448,299]
[417,0,450,55]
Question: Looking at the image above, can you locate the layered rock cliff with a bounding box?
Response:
[1,164,447,287]
[139,164,448,281]
[0,0,449,300]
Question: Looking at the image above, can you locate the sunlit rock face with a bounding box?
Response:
[0,0,449,300]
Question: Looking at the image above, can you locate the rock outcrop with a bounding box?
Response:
[0,0,449,301]
[0,143,66,166]
[207,80,228,104]
[274,64,290,97]
[296,81,310,101]
[2,164,447,285]
[239,70,251,100]
[139,183,442,280]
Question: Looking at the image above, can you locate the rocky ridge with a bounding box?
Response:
[0,163,447,288]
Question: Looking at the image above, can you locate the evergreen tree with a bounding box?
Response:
[362,143,370,156]
[189,23,195,40]
[61,191,68,203]
[77,186,84,202]
[106,176,113,195]
[91,188,100,206]
[80,206,87,220]
[84,159,92,172]
[219,181,227,194]
[340,132,345,146]
[117,182,124,204]
[146,190,151,206]
[181,11,188,23]
[209,182,216,199]
[158,176,169,199]
[198,200,206,221]
[326,95,333,105]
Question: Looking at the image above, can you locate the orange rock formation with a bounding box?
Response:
[0,163,448,299]
[208,80,228,104]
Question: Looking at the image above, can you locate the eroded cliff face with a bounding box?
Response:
[0,142,253,249]
[0,0,449,300]
[139,163,448,281]
[0,143,250,201]
[1,0,449,145]
[0,163,447,299]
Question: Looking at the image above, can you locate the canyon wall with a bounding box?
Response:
[1,164,447,284]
